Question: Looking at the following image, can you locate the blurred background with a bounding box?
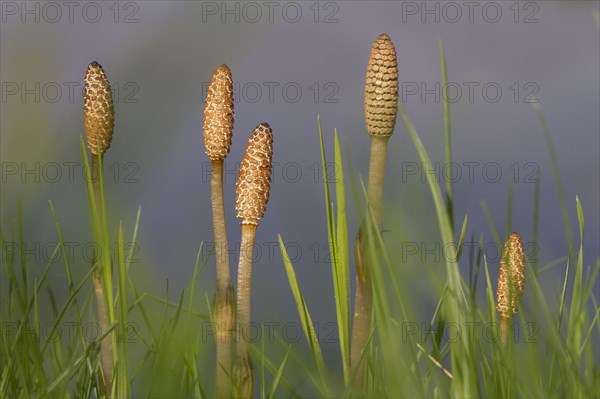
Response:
[1,0,599,374]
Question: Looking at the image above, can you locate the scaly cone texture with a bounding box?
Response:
[235,123,273,225]
[496,233,526,318]
[364,33,398,137]
[84,61,114,155]
[204,64,234,161]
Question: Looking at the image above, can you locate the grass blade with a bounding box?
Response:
[506,179,513,237]
[532,102,574,250]
[532,169,541,271]
[116,222,130,397]
[566,197,585,355]
[278,235,329,397]
[480,200,501,247]
[333,129,351,383]
[439,38,453,234]
[267,345,292,399]
[455,214,468,261]
[318,119,350,384]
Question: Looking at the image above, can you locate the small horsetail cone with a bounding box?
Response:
[84,61,114,155]
[496,233,526,345]
[233,123,273,398]
[204,64,234,161]
[364,33,398,137]
[83,60,115,397]
[235,123,273,225]
[496,233,526,317]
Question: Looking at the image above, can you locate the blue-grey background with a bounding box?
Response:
[1,0,599,362]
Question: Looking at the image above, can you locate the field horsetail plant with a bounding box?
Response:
[203,64,236,398]
[351,33,399,391]
[83,60,115,398]
[233,123,274,399]
[496,233,527,346]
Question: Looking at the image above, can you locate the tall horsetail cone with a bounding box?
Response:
[233,123,273,398]
[235,123,273,225]
[84,61,114,155]
[203,64,235,398]
[351,33,399,393]
[364,33,398,138]
[204,64,234,161]
[496,233,526,344]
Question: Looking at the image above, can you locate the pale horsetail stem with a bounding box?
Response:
[84,60,114,397]
[496,233,526,346]
[233,123,273,399]
[203,64,235,398]
[351,33,398,392]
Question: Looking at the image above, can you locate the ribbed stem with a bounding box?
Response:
[366,136,390,221]
[91,154,113,398]
[211,160,234,398]
[500,316,510,346]
[211,160,231,285]
[233,224,257,398]
[351,135,390,392]
[235,224,257,353]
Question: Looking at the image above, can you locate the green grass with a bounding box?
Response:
[1,42,599,398]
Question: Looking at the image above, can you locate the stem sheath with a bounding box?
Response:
[350,228,371,391]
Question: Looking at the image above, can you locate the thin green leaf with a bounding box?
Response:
[532,102,574,250]
[439,38,454,234]
[278,235,329,396]
[333,129,351,383]
[455,214,468,261]
[268,345,292,399]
